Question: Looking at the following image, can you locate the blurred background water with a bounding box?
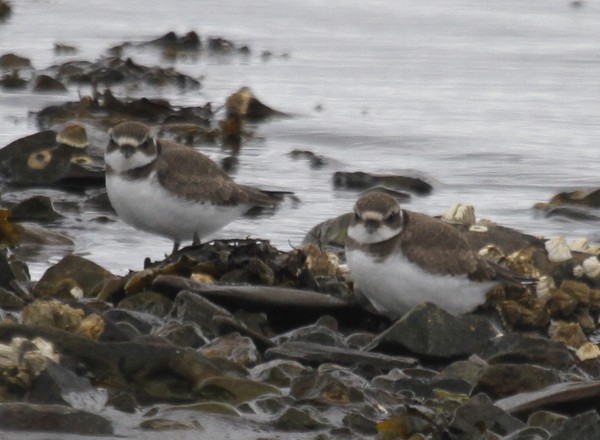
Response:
[1,0,599,280]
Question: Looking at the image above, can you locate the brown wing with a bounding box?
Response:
[399,211,495,280]
[157,146,277,207]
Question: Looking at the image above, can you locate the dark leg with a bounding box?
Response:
[172,241,180,254]
[192,232,201,246]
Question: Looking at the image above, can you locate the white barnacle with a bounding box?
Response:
[582,256,600,278]
[545,236,572,263]
[441,203,476,226]
[576,342,600,362]
[536,276,555,303]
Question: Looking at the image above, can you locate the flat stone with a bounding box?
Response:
[0,402,113,434]
[367,303,496,359]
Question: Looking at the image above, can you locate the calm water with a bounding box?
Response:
[1,0,600,280]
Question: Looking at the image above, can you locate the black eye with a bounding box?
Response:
[384,212,399,224]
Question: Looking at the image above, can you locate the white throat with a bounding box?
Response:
[347,222,402,244]
[105,148,156,173]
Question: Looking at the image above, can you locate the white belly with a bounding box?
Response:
[106,172,250,243]
[345,248,494,319]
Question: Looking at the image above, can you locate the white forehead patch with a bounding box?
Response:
[112,135,148,147]
[361,211,384,222]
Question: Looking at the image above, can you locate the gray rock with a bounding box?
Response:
[550,410,600,440]
[528,411,567,436]
[274,406,330,431]
[367,303,496,358]
[449,393,525,438]
[0,402,113,434]
[474,364,561,400]
[502,426,551,440]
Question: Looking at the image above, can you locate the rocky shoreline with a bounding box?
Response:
[2,19,600,440]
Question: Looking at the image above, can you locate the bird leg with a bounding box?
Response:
[192,232,201,247]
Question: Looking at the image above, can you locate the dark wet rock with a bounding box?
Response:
[503,426,551,440]
[54,43,78,55]
[433,359,485,390]
[534,188,600,210]
[219,256,276,285]
[7,195,64,222]
[549,410,600,440]
[47,56,200,90]
[0,129,104,186]
[171,289,233,338]
[474,364,561,400]
[29,360,107,410]
[0,0,11,21]
[0,402,113,434]
[290,365,368,404]
[266,341,416,370]
[288,149,330,169]
[33,255,116,299]
[528,411,567,435]
[103,308,163,335]
[333,171,433,195]
[0,285,25,308]
[275,320,347,347]
[0,70,26,89]
[154,321,208,348]
[367,303,496,359]
[495,380,600,415]
[274,406,330,431]
[449,393,525,438]
[544,206,600,221]
[140,417,202,431]
[0,53,31,70]
[195,376,280,405]
[143,30,202,53]
[342,412,377,434]
[479,333,574,370]
[371,369,434,398]
[198,332,259,367]
[33,74,68,93]
[106,390,138,413]
[118,290,174,317]
[250,359,310,387]
[162,401,241,416]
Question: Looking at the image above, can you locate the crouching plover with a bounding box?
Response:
[105,121,283,253]
[345,192,533,319]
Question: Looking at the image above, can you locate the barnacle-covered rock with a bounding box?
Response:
[441,203,476,226]
[545,237,572,263]
[548,320,588,349]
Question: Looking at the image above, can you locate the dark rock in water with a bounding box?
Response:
[195,376,280,405]
[34,254,117,299]
[8,195,64,222]
[0,285,25,308]
[0,129,104,186]
[0,53,31,70]
[333,171,433,195]
[544,206,600,221]
[534,188,600,210]
[275,320,347,347]
[342,412,377,434]
[0,402,113,434]
[144,30,202,52]
[29,360,107,411]
[479,333,574,370]
[0,1,11,21]
[549,410,600,440]
[371,369,434,398]
[107,390,138,413]
[0,70,27,89]
[474,363,561,400]
[274,406,330,431]
[433,359,485,390]
[366,303,496,359]
[449,393,525,438]
[265,341,416,370]
[32,74,68,93]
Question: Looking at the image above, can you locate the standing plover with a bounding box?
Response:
[105,121,282,253]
